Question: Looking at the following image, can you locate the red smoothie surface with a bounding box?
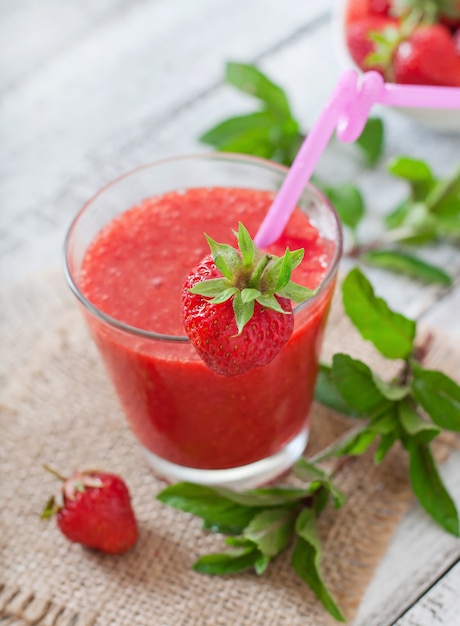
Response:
[80,187,337,469]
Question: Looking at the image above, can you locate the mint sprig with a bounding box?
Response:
[158,267,459,622]
[158,480,346,622]
[200,61,383,167]
[200,61,459,287]
[317,268,460,537]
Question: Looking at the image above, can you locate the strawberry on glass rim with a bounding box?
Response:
[181,222,316,377]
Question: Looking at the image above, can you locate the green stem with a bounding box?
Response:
[425,164,460,213]
[346,226,417,258]
[43,464,67,482]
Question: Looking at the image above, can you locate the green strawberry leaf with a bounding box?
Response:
[209,288,239,305]
[355,117,384,165]
[240,288,261,303]
[274,248,293,290]
[189,278,232,297]
[255,294,289,314]
[342,267,416,359]
[362,249,452,286]
[233,292,255,334]
[205,235,242,280]
[406,440,460,537]
[243,507,297,557]
[411,366,460,432]
[292,509,346,622]
[236,221,256,268]
[277,281,316,302]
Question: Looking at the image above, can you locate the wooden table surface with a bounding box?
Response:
[1,1,459,624]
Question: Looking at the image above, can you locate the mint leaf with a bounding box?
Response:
[209,126,274,159]
[243,507,296,557]
[255,554,271,574]
[363,249,452,286]
[293,459,345,509]
[292,509,346,622]
[322,184,365,232]
[193,544,261,575]
[225,62,293,119]
[371,374,409,401]
[213,486,310,507]
[412,367,460,432]
[374,431,398,464]
[398,398,441,444]
[385,199,411,229]
[387,156,435,201]
[334,426,379,456]
[156,483,259,530]
[342,267,416,359]
[355,117,384,165]
[199,111,275,149]
[202,519,247,535]
[406,440,459,537]
[425,164,460,213]
[332,353,390,414]
[314,364,363,417]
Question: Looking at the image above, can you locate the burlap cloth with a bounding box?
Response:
[1,273,459,626]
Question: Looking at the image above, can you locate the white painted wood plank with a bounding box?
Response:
[0,0,135,92]
[394,561,460,626]
[0,0,328,225]
[354,450,460,626]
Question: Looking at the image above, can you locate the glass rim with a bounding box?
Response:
[63,152,343,343]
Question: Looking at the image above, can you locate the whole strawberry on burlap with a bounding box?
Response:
[182,222,316,377]
[345,0,460,86]
[42,466,138,554]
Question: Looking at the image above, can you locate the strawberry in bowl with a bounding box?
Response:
[335,0,460,130]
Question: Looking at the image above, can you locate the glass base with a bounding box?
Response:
[141,427,309,491]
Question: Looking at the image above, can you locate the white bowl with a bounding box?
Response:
[332,0,460,132]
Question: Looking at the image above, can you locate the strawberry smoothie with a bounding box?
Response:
[65,155,341,488]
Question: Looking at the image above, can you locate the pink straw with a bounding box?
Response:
[255,70,460,248]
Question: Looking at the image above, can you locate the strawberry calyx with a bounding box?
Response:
[365,11,423,79]
[189,222,317,335]
[41,465,104,519]
[391,0,460,21]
